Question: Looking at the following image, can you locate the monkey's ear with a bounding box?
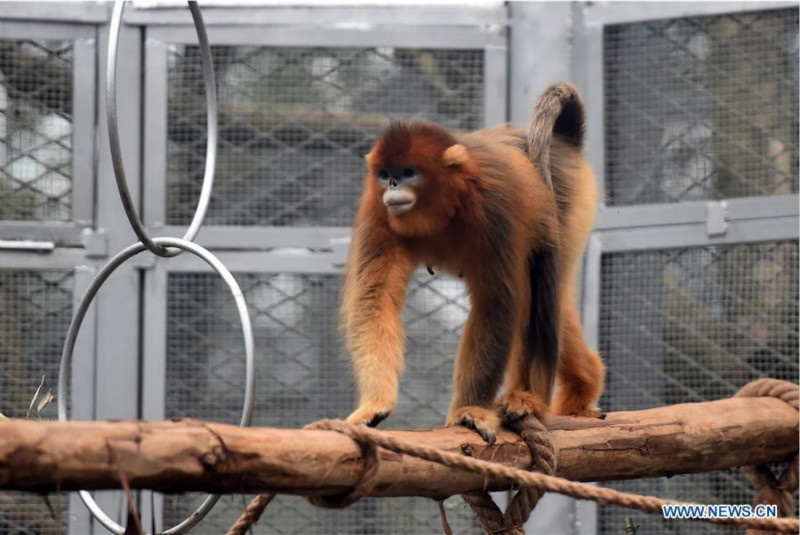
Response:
[442,144,469,167]
[364,150,375,166]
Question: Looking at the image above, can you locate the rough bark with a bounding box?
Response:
[0,397,796,499]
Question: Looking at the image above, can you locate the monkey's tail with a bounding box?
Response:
[528,83,586,187]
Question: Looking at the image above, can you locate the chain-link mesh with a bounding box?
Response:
[166,46,484,227]
[598,241,799,535]
[164,270,480,534]
[0,270,72,534]
[604,8,799,205]
[0,39,73,221]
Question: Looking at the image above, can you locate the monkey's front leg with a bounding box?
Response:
[344,257,415,428]
[446,280,516,445]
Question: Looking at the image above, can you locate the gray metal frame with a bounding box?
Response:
[0,21,97,245]
[137,6,508,532]
[141,14,508,251]
[0,3,794,534]
[572,3,800,534]
[0,19,100,533]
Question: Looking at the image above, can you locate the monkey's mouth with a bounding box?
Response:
[385,199,414,215]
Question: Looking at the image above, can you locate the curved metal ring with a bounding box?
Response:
[107,0,218,258]
[58,237,255,535]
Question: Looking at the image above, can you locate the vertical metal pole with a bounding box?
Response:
[92,17,144,530]
[508,1,572,128]
[139,263,168,533]
[71,33,97,228]
[68,264,97,535]
[484,37,509,126]
[507,3,588,534]
[142,36,170,230]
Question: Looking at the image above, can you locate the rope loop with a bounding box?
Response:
[303,419,382,508]
[735,379,800,535]
[462,414,556,535]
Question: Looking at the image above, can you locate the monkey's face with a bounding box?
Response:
[376,166,420,216]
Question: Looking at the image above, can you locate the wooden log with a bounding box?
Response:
[0,397,796,499]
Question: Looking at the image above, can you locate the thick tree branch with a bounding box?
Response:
[0,396,796,499]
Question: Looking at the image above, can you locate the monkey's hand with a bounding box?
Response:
[498,390,551,424]
[447,406,500,445]
[346,404,393,428]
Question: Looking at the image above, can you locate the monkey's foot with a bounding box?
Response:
[552,392,605,419]
[447,406,500,445]
[498,390,551,423]
[346,404,393,427]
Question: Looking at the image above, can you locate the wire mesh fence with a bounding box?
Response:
[164,270,480,534]
[0,39,74,222]
[598,241,799,535]
[166,46,485,227]
[0,270,72,535]
[604,7,799,205]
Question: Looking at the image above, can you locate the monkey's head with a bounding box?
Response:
[365,122,471,236]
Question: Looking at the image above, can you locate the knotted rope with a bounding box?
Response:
[227,420,382,535]
[228,379,800,535]
[461,415,556,535]
[735,378,800,535]
[303,419,382,508]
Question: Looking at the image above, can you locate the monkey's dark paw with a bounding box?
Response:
[447,406,500,445]
[498,390,551,423]
[366,411,390,427]
[346,405,393,427]
[459,416,496,445]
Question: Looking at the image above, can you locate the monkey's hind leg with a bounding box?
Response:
[552,303,605,418]
[498,335,551,422]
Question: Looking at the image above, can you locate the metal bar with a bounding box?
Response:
[155,225,352,250]
[596,216,799,253]
[142,35,172,229]
[151,250,342,274]
[92,20,144,531]
[138,263,168,534]
[140,265,167,422]
[573,18,606,199]
[507,2,573,128]
[71,34,97,228]
[0,239,55,252]
[124,4,509,27]
[580,1,798,27]
[595,195,799,230]
[70,264,98,421]
[581,235,603,349]
[507,12,585,533]
[0,2,112,24]
[0,19,97,39]
[0,222,86,247]
[0,249,88,269]
[147,24,506,49]
[484,40,509,126]
[69,264,98,535]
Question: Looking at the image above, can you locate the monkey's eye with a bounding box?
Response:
[378,169,390,181]
[402,168,416,178]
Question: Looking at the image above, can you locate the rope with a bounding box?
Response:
[228,379,800,535]
[303,420,381,508]
[462,415,556,535]
[227,493,275,535]
[227,420,382,535]
[735,378,800,535]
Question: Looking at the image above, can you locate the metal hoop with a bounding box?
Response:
[107,0,218,258]
[57,237,255,535]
